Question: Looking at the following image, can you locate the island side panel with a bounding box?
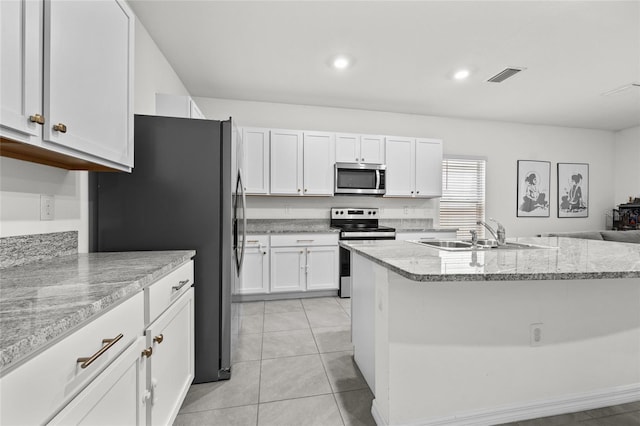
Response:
[385,273,640,425]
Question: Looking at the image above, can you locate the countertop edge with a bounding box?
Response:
[0,250,195,374]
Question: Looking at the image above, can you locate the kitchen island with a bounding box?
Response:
[341,237,640,426]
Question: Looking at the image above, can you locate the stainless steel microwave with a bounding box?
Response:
[334,162,386,195]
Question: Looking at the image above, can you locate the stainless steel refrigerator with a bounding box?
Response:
[91,114,246,383]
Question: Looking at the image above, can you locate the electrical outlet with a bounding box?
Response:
[40,195,54,220]
[403,206,409,215]
[285,205,290,215]
[530,323,543,346]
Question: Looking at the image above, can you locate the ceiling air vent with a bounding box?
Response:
[487,67,524,83]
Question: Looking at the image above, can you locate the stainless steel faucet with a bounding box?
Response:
[477,218,506,245]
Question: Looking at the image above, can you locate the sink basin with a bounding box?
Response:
[418,240,474,250]
[412,240,552,251]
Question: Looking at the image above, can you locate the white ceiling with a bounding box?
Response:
[129,1,640,131]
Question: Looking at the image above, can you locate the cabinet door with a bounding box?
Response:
[237,237,269,294]
[414,138,443,197]
[243,128,270,194]
[146,288,195,426]
[0,0,43,141]
[270,129,303,195]
[270,247,305,292]
[359,135,385,164]
[303,131,335,195]
[335,133,360,163]
[306,246,339,291]
[385,136,415,197]
[43,0,134,168]
[48,336,147,426]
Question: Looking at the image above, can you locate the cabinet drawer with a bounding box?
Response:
[243,235,269,248]
[147,260,194,324]
[0,292,144,426]
[270,233,338,247]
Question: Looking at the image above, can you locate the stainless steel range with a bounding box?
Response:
[330,208,396,297]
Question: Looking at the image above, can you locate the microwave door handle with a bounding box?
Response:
[375,169,380,190]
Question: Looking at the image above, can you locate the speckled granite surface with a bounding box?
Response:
[0,250,195,372]
[246,219,338,234]
[246,218,452,234]
[0,231,78,269]
[341,237,640,282]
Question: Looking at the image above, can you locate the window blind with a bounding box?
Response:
[439,157,486,239]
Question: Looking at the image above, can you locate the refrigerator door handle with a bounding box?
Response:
[236,170,247,275]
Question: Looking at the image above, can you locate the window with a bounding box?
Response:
[439,157,487,239]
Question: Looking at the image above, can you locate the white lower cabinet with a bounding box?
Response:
[0,292,144,426]
[48,336,147,426]
[270,234,339,293]
[145,287,195,426]
[235,233,339,295]
[0,260,195,426]
[236,235,270,294]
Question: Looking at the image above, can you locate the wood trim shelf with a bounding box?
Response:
[1,137,120,172]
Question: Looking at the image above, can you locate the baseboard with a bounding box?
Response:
[231,290,338,302]
[371,383,640,426]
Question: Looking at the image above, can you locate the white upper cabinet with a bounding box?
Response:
[303,131,335,195]
[385,136,443,198]
[385,136,415,197]
[242,128,270,194]
[270,129,334,196]
[270,129,303,195]
[414,138,443,197]
[0,0,43,142]
[336,133,384,164]
[0,0,134,172]
[156,93,205,119]
[43,0,134,169]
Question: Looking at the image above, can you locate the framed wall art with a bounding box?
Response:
[558,163,588,218]
[517,160,550,217]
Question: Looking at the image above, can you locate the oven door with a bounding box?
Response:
[334,163,386,195]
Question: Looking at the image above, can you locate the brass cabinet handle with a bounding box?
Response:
[297,188,301,192]
[29,114,45,125]
[262,251,267,255]
[172,279,190,291]
[77,333,123,369]
[153,334,164,344]
[304,188,307,192]
[53,123,67,133]
[142,347,153,358]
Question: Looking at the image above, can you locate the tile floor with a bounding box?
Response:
[174,296,375,426]
[174,296,640,426]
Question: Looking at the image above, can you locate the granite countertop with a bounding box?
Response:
[245,218,453,234]
[341,237,640,282]
[246,219,338,234]
[0,250,195,373]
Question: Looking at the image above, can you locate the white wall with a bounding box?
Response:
[196,97,616,237]
[0,18,189,251]
[613,125,640,205]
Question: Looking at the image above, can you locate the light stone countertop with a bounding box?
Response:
[340,237,640,282]
[245,218,453,234]
[0,250,195,373]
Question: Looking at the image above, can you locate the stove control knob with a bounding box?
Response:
[368,211,372,215]
[372,211,376,215]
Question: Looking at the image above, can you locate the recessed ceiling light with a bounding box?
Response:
[332,56,351,70]
[453,69,470,80]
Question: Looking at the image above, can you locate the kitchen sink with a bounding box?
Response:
[413,240,552,251]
